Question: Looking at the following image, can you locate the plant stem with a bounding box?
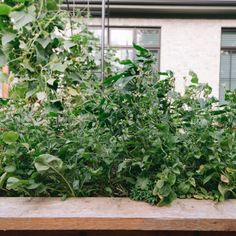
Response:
[50,166,76,197]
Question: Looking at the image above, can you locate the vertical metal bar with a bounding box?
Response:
[107,0,110,46]
[73,0,75,17]
[230,51,232,90]
[101,0,106,80]
[66,0,73,36]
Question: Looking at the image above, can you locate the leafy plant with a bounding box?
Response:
[0,0,235,205]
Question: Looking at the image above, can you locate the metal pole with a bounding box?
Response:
[101,0,106,80]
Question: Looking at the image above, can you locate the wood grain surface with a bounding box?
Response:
[0,198,235,231]
[1,66,9,98]
[0,231,235,236]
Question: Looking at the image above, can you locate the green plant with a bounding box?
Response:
[0,0,235,205]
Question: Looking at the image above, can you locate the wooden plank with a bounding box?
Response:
[87,231,195,236]
[0,198,235,231]
[0,232,235,236]
[0,231,196,236]
[1,66,9,99]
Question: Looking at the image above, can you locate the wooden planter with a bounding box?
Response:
[0,198,235,233]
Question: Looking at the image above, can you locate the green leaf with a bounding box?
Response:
[0,172,7,188]
[0,4,12,16]
[22,143,30,150]
[89,167,102,176]
[48,100,64,112]
[46,0,58,10]
[218,183,229,197]
[158,72,169,76]
[22,59,35,72]
[51,61,71,72]
[178,182,190,194]
[135,177,149,190]
[34,154,63,172]
[6,177,21,190]
[190,71,199,84]
[158,191,177,206]
[0,50,7,67]
[156,180,164,189]
[193,194,204,200]
[2,32,16,46]
[63,40,75,50]
[4,165,16,173]
[10,6,35,29]
[133,43,148,53]
[27,180,41,190]
[36,38,51,49]
[159,184,172,197]
[47,78,56,86]
[114,76,135,90]
[2,131,19,144]
[168,173,176,186]
[172,167,180,175]
[203,173,215,185]
[120,59,133,65]
[104,73,124,86]
[68,87,79,96]
[35,44,47,63]
[189,177,196,187]
[117,159,130,173]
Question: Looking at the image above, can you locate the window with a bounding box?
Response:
[220,29,236,102]
[90,26,160,66]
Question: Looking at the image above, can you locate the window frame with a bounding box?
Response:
[89,25,161,68]
[220,28,236,101]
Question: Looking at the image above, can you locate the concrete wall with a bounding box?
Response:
[88,18,236,98]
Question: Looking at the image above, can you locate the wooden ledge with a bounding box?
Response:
[0,198,235,231]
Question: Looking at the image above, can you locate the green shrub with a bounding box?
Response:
[0,0,235,205]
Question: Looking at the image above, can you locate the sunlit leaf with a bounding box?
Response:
[2,131,19,144]
[10,5,35,29]
[0,4,12,16]
[2,32,16,45]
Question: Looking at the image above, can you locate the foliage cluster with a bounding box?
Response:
[0,0,236,205]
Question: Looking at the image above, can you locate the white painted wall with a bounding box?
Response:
[88,18,236,98]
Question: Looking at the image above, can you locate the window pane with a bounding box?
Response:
[222,31,236,47]
[137,29,160,47]
[90,28,108,45]
[115,49,134,61]
[110,29,133,46]
[90,28,101,39]
[150,50,159,69]
[220,51,231,79]
[150,50,159,60]
[231,79,236,89]
[231,52,236,79]
[219,79,230,103]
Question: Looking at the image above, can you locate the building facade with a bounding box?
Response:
[2,0,236,101]
[71,0,236,101]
